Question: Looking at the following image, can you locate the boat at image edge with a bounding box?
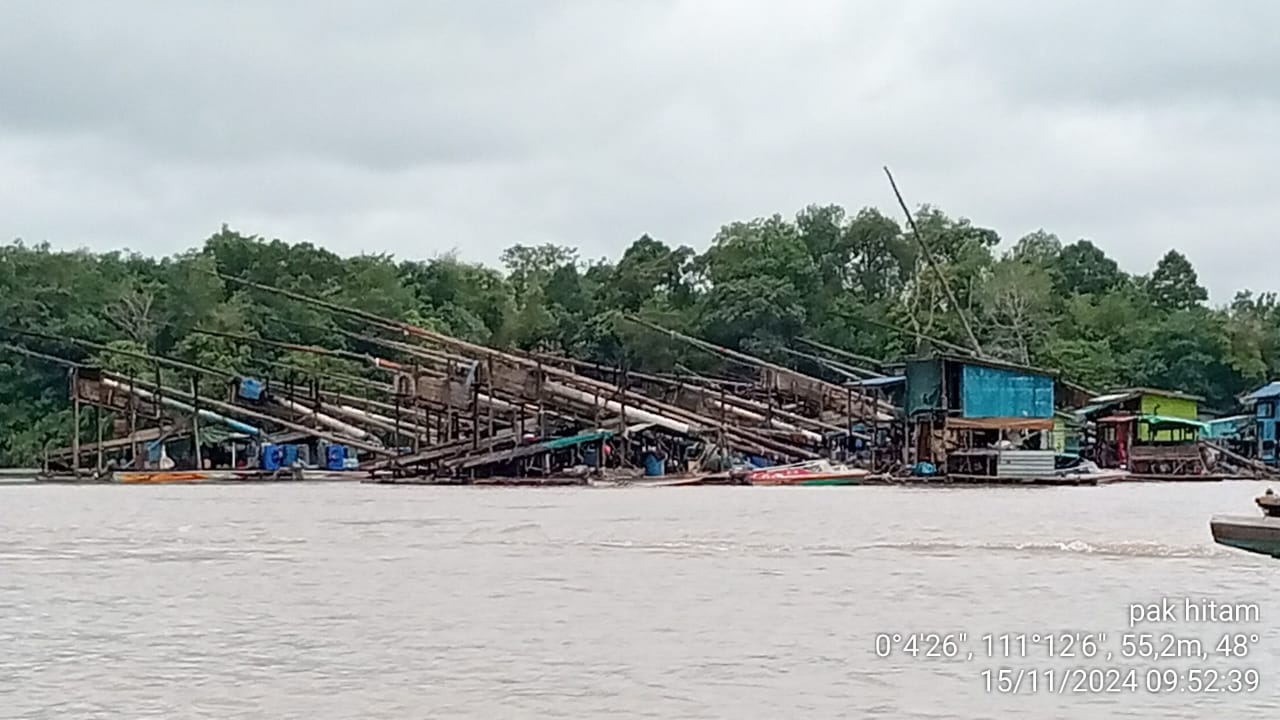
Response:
[1210,489,1280,558]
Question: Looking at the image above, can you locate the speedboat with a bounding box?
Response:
[745,460,871,486]
[1210,489,1280,558]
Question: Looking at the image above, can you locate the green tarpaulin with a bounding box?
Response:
[541,430,613,450]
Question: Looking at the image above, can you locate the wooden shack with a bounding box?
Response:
[903,354,1057,478]
[1077,387,1206,475]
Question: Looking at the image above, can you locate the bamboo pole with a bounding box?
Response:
[191,375,203,470]
[487,357,496,454]
[128,375,138,468]
[71,368,80,476]
[795,337,886,371]
[623,315,895,419]
[94,397,103,472]
[777,346,877,380]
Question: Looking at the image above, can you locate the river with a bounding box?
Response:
[1,481,1276,718]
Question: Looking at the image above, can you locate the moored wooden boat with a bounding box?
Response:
[797,476,864,486]
[114,471,220,484]
[109,468,362,484]
[629,476,709,487]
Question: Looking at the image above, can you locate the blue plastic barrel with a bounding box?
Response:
[238,377,264,401]
[644,454,666,477]
[326,444,346,471]
[261,444,281,471]
[583,446,599,467]
[282,444,299,467]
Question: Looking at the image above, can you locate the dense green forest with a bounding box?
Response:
[1,203,1276,465]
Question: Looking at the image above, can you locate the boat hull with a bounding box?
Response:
[747,460,870,486]
[751,472,868,486]
[797,476,864,486]
[115,471,214,484]
[1210,515,1280,558]
[110,470,362,484]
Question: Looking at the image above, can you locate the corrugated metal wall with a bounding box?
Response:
[996,450,1056,478]
[960,365,1054,418]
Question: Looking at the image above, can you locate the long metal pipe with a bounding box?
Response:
[100,378,262,436]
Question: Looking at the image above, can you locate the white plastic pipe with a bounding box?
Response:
[546,381,693,435]
[702,398,824,443]
[272,397,375,441]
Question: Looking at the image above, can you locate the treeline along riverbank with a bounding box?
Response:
[1,202,1274,466]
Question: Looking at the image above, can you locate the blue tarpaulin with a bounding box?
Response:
[960,364,1054,419]
[1205,415,1250,440]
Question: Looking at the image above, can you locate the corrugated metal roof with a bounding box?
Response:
[1141,414,1208,431]
[846,376,906,387]
[1246,381,1280,402]
[1206,415,1252,439]
[1110,387,1205,402]
[1086,387,1205,406]
[933,353,1058,378]
[1088,392,1137,404]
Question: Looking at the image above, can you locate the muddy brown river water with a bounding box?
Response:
[1,481,1276,718]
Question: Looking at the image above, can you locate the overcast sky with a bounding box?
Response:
[2,1,1277,301]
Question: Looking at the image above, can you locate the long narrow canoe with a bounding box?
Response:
[114,471,225,484]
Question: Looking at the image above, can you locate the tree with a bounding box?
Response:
[401,254,513,342]
[1009,230,1062,267]
[980,259,1054,364]
[897,208,998,351]
[1147,250,1208,311]
[840,208,910,301]
[602,235,696,312]
[698,214,819,347]
[1224,291,1280,383]
[1051,240,1124,296]
[500,244,578,302]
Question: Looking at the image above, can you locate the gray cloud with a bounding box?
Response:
[1,0,1276,300]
